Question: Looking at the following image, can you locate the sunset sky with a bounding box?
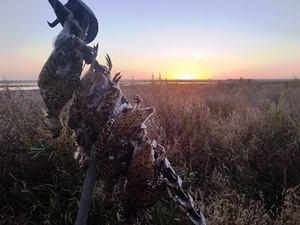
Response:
[0,0,299,80]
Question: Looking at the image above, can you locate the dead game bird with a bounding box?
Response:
[69,58,125,169]
[93,95,155,209]
[38,0,97,138]
[122,139,167,223]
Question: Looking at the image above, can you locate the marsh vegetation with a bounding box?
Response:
[1,79,300,224]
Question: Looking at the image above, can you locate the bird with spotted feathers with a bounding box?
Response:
[92,95,155,209]
[68,56,130,169]
[38,0,97,138]
[122,138,167,223]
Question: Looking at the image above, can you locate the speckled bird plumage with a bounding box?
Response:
[122,139,167,222]
[38,7,97,138]
[68,59,126,168]
[92,95,155,209]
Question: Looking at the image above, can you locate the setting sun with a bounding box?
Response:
[166,71,208,80]
[164,63,209,80]
[178,73,197,80]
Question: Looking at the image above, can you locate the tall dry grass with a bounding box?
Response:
[0,87,81,225]
[1,79,300,224]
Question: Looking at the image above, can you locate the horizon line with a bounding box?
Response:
[1,78,299,83]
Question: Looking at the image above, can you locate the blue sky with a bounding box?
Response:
[1,0,300,80]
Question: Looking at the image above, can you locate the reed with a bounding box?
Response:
[1,79,300,224]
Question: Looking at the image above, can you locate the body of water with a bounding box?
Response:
[0,79,221,91]
[2,79,289,91]
[0,81,39,91]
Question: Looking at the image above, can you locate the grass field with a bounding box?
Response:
[1,79,300,224]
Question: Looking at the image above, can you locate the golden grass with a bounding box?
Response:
[1,79,300,224]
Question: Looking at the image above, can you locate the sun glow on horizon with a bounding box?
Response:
[166,71,209,80]
[178,73,197,80]
[164,62,209,80]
